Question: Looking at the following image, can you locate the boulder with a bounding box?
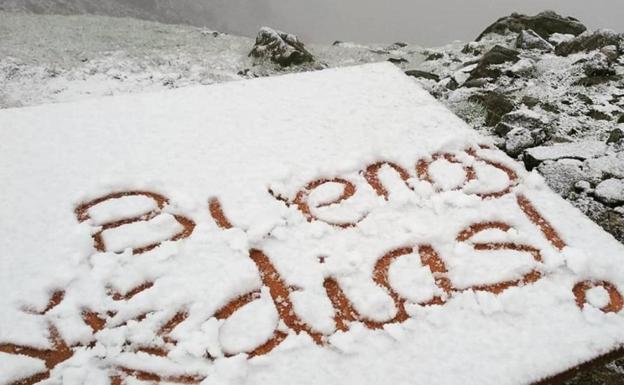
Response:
[607,128,624,144]
[576,93,593,105]
[461,42,483,56]
[523,141,608,169]
[249,27,315,67]
[469,45,520,80]
[619,114,624,124]
[538,159,592,198]
[506,58,536,77]
[425,52,444,61]
[521,96,540,108]
[583,53,616,77]
[574,75,621,87]
[468,91,514,126]
[597,209,624,243]
[505,127,546,157]
[387,42,408,50]
[404,70,439,81]
[595,178,624,205]
[516,29,554,51]
[387,57,409,64]
[462,78,489,88]
[476,11,586,41]
[441,77,459,90]
[555,29,624,56]
[497,110,552,156]
[495,110,550,137]
[587,109,611,121]
[601,45,620,61]
[586,153,624,179]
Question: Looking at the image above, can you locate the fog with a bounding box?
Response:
[3,0,623,46]
[172,0,624,46]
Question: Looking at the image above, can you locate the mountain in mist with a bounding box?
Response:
[0,0,271,34]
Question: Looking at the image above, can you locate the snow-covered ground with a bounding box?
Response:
[0,10,623,383]
[0,11,424,108]
[1,62,623,385]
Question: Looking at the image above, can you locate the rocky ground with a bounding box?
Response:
[1,9,623,384]
[401,12,624,249]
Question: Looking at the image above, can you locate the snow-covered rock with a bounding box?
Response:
[595,178,624,204]
[476,10,586,41]
[556,29,624,56]
[524,141,608,169]
[515,29,554,51]
[249,27,316,67]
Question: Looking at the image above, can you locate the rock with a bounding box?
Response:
[587,109,611,121]
[249,27,315,67]
[468,91,514,126]
[586,153,624,179]
[404,70,439,81]
[571,195,624,243]
[575,180,592,192]
[595,178,624,205]
[387,42,408,50]
[505,127,547,157]
[583,53,616,77]
[538,159,591,197]
[516,29,554,51]
[425,52,444,61]
[521,96,540,108]
[495,109,549,137]
[549,33,576,45]
[555,29,624,56]
[619,114,624,124]
[476,11,586,41]
[607,128,624,144]
[598,209,624,243]
[469,45,520,80]
[573,75,621,87]
[440,77,459,90]
[506,58,536,78]
[387,57,409,64]
[523,141,607,169]
[462,78,489,88]
[498,110,551,156]
[601,45,620,61]
[461,42,483,56]
[540,102,560,113]
[200,29,223,37]
[332,40,343,46]
[576,93,593,105]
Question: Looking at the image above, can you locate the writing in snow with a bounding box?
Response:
[72,146,623,355]
[4,145,622,384]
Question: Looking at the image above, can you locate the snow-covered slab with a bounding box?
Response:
[524,141,607,163]
[0,62,623,385]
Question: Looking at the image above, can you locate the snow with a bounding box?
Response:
[1,63,624,385]
[102,213,185,253]
[429,159,467,190]
[219,290,279,355]
[0,11,425,109]
[87,195,158,225]
[586,286,611,309]
[0,352,46,384]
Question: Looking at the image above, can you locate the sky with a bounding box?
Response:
[188,0,624,46]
